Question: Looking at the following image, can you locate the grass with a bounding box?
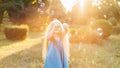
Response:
[0,32,120,68]
[0,32,44,68]
[69,37,120,68]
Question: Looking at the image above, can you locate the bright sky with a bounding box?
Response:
[78,0,86,11]
[61,0,88,12]
[61,0,77,11]
[61,0,101,12]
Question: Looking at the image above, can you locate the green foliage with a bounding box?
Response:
[0,0,24,10]
[4,25,29,40]
[0,0,39,24]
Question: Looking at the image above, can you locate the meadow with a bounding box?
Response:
[0,0,120,68]
[0,32,120,68]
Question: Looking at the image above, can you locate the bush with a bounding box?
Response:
[90,19,113,39]
[69,27,102,44]
[81,29,101,43]
[78,26,101,44]
[4,25,29,40]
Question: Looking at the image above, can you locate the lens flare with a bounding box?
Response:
[79,0,85,9]
[61,0,76,11]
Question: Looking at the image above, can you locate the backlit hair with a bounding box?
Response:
[63,23,70,60]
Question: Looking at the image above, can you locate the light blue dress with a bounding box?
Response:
[44,38,68,68]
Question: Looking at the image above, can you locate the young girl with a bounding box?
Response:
[43,19,69,68]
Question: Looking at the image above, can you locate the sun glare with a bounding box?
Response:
[61,0,76,11]
[79,0,85,9]
[92,0,101,6]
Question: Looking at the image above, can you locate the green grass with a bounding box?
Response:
[0,32,120,68]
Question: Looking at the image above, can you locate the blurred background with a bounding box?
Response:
[0,0,120,68]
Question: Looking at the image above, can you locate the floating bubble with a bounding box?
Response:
[40,2,45,8]
[97,28,103,36]
[103,14,107,18]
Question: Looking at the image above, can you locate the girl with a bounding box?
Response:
[43,19,69,68]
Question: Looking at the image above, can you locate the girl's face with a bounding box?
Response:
[53,23,61,35]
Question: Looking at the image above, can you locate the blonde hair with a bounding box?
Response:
[63,23,70,60]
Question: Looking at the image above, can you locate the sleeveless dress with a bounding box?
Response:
[44,37,68,68]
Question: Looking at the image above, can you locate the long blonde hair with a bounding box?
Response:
[63,23,70,60]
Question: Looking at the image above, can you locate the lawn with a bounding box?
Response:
[0,32,120,68]
[0,32,44,68]
[69,35,120,68]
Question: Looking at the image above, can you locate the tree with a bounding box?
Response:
[48,0,66,22]
[70,0,120,25]
[0,0,38,24]
[92,0,120,19]
[70,0,93,25]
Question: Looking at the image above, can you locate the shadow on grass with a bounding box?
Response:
[0,32,24,47]
[0,32,44,47]
[0,43,43,68]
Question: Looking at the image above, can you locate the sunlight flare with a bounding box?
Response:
[79,0,85,9]
[92,0,101,6]
[61,0,76,11]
